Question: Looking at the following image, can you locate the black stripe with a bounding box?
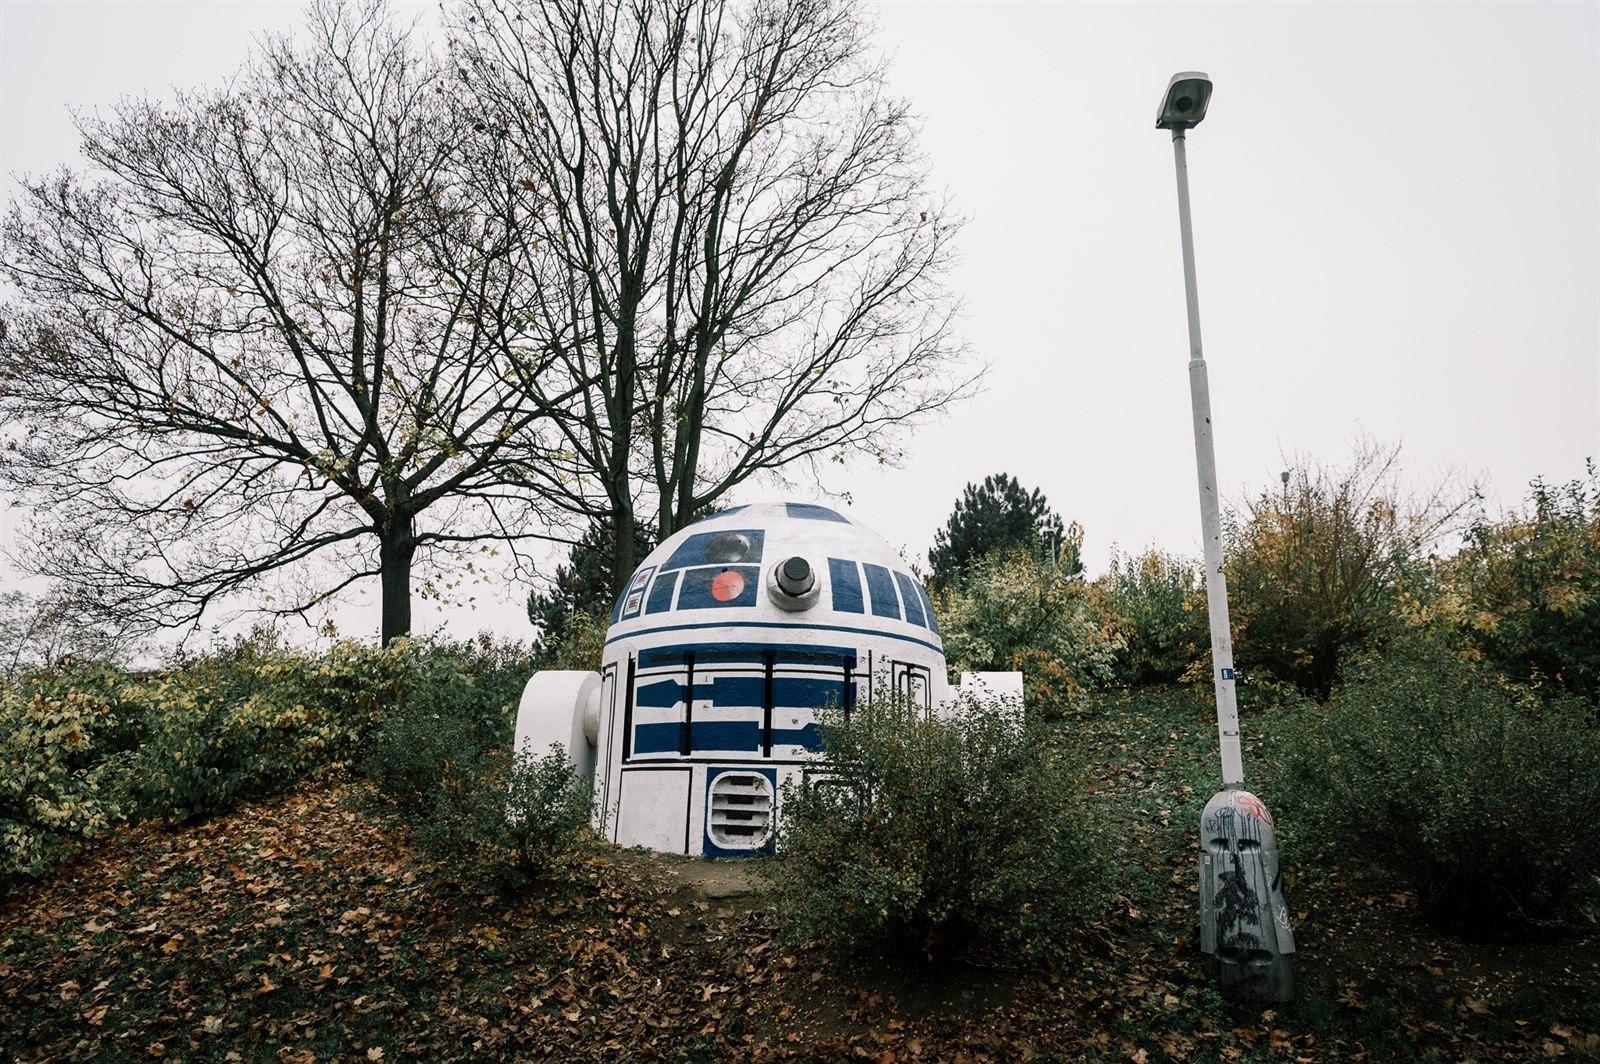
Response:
[762,650,775,758]
[622,655,636,762]
[681,651,696,757]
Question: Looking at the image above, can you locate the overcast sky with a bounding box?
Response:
[2,1,1596,645]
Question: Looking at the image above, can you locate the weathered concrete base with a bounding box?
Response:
[1199,789,1296,1003]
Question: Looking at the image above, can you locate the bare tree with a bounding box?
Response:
[456,0,978,589]
[0,2,576,643]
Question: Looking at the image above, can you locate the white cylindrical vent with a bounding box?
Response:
[707,772,774,849]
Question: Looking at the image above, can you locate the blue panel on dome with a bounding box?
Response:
[895,571,927,628]
[916,581,941,636]
[662,529,764,571]
[690,504,747,525]
[786,503,848,522]
[646,570,679,614]
[828,558,864,613]
[677,565,761,609]
[863,563,901,620]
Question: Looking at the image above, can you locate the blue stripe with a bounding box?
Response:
[633,720,822,754]
[863,563,901,620]
[610,620,943,655]
[894,571,927,628]
[828,558,864,614]
[714,675,763,707]
[916,582,941,636]
[787,503,848,522]
[636,679,683,708]
[638,641,858,668]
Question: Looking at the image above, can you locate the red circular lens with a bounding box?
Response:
[710,569,745,602]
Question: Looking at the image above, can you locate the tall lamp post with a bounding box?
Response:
[1156,72,1295,1003]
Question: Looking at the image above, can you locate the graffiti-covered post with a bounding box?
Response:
[1156,72,1295,1003]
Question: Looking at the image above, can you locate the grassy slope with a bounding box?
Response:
[2,687,1596,1062]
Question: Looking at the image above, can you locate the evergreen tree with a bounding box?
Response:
[928,474,1074,587]
[528,522,657,658]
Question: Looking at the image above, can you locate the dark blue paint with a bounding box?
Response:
[677,565,760,609]
[828,558,864,614]
[786,503,848,523]
[661,529,764,571]
[635,679,683,708]
[916,582,941,636]
[633,721,822,755]
[895,571,927,628]
[636,674,848,712]
[690,505,747,525]
[646,571,679,614]
[863,563,902,620]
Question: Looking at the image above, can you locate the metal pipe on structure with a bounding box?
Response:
[1170,127,1245,790]
[1156,71,1294,1004]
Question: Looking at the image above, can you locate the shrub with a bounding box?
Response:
[764,692,1115,965]
[1272,634,1600,932]
[0,665,142,881]
[411,745,593,891]
[1225,441,1463,698]
[1441,468,1600,701]
[2,636,536,882]
[1091,549,1208,686]
[934,540,1120,708]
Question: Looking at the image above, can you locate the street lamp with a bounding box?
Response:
[1157,71,1296,1004]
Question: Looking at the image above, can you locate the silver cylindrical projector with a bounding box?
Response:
[768,555,820,610]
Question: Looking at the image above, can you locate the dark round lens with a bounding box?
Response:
[782,557,811,583]
[705,532,752,562]
[1175,96,1194,112]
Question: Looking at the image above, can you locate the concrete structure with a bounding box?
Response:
[514,501,981,858]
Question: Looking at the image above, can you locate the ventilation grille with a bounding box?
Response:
[707,772,774,849]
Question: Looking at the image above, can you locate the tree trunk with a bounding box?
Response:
[379,513,416,645]
[611,494,637,597]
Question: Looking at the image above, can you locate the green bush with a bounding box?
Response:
[410,745,593,891]
[934,541,1120,708]
[1,635,536,883]
[0,665,143,880]
[1272,635,1600,932]
[1091,549,1207,686]
[1224,442,1461,699]
[1441,469,1600,701]
[764,692,1115,965]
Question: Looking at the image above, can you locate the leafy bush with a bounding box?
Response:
[0,665,142,880]
[934,541,1120,708]
[764,692,1115,964]
[1225,441,1462,698]
[1441,468,1600,701]
[1091,549,1207,686]
[1272,635,1600,932]
[2,636,535,883]
[410,746,593,891]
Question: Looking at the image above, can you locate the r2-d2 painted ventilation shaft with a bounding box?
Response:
[512,501,1009,859]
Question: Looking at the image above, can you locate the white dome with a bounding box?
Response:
[606,500,942,646]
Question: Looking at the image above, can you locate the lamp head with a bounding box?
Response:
[1156,72,1213,131]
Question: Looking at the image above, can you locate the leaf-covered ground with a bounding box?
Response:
[3,689,1597,1061]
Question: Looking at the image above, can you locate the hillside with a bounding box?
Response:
[4,690,1596,1062]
